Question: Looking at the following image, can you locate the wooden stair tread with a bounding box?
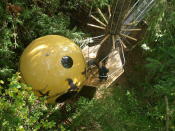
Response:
[82,45,124,88]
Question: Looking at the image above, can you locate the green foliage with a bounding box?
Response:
[138,0,175,130]
[61,0,86,10]
[145,0,175,46]
[61,0,110,9]
[143,47,175,130]
[68,88,156,131]
[144,0,175,100]
[0,73,60,130]
[0,0,175,130]
[91,0,110,8]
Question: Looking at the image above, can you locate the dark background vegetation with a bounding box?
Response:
[0,0,175,130]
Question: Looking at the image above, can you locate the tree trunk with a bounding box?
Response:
[95,0,131,63]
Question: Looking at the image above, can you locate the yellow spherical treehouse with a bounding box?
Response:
[20,0,156,103]
[20,35,86,103]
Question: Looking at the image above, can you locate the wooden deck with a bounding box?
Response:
[82,44,124,88]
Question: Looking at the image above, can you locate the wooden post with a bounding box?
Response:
[95,0,131,63]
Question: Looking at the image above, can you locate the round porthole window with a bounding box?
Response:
[61,56,73,68]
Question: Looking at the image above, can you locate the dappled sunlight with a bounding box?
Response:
[29,44,48,55]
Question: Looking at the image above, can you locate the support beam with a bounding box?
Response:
[121,28,142,32]
[112,35,115,49]
[99,34,110,45]
[120,33,137,41]
[90,15,106,27]
[123,21,138,26]
[87,23,106,30]
[119,38,127,48]
[97,8,108,24]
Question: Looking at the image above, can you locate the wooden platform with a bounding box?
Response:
[82,44,124,88]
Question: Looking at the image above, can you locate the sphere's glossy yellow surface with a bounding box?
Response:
[20,35,86,103]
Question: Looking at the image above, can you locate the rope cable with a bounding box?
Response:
[126,0,140,21]
[135,0,155,22]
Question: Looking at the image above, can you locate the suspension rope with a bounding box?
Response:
[135,0,155,22]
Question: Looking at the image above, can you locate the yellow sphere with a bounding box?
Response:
[20,35,86,103]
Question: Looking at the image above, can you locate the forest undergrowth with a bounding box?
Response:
[0,0,175,130]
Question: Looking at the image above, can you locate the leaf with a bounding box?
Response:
[0,80,4,84]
